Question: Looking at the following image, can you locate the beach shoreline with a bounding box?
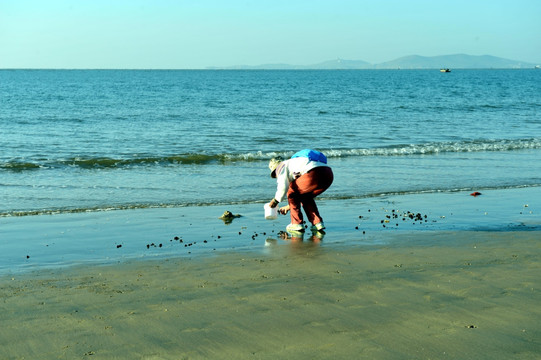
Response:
[1,229,540,359]
[2,66,540,359]
[1,187,540,359]
[2,186,539,275]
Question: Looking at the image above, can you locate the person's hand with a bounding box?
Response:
[279,205,290,215]
[269,198,279,208]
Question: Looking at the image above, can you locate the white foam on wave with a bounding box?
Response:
[223,138,541,161]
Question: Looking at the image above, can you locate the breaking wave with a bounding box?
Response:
[2,138,540,171]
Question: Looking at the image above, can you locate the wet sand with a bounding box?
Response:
[1,230,540,359]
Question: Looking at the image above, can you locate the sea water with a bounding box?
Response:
[1,69,540,216]
[1,69,541,273]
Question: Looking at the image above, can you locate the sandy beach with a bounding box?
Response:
[1,229,540,359]
[1,187,540,359]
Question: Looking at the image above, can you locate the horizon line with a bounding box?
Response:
[1,54,539,71]
[1,67,539,71]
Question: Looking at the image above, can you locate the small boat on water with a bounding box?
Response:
[440,68,451,73]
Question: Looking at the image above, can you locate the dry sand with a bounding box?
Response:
[1,230,539,360]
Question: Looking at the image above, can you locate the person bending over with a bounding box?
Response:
[268,149,333,234]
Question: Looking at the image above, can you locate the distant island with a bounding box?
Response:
[208,54,539,70]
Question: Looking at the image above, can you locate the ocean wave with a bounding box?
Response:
[1,138,540,171]
[0,162,43,171]
[0,154,225,171]
[324,138,541,157]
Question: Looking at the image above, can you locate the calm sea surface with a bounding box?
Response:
[1,69,540,217]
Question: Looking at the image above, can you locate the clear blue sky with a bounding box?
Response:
[1,0,539,69]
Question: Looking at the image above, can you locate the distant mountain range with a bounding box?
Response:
[208,54,539,70]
